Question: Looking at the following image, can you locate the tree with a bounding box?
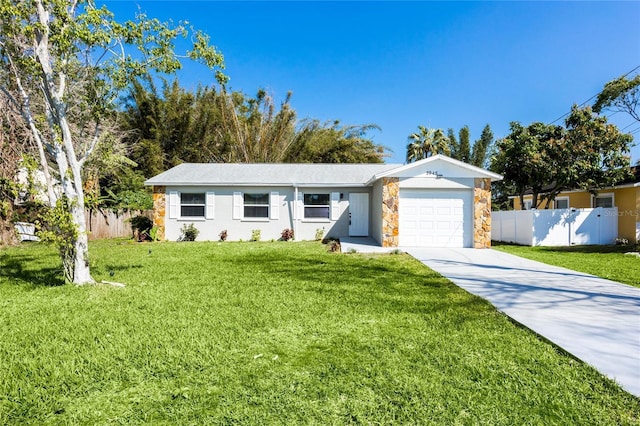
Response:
[285,120,384,163]
[471,124,493,168]
[561,106,632,195]
[446,128,458,158]
[447,124,493,167]
[491,122,564,209]
[491,106,632,209]
[406,126,450,162]
[0,92,34,245]
[457,126,471,163]
[593,73,640,122]
[122,80,386,167]
[0,0,225,284]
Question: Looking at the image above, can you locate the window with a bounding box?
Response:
[593,194,614,208]
[555,197,569,209]
[523,200,532,210]
[304,193,330,218]
[244,193,269,218]
[180,193,205,217]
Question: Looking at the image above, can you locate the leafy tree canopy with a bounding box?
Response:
[406,126,450,162]
[491,106,632,210]
[0,0,225,283]
[593,73,640,122]
[121,79,386,173]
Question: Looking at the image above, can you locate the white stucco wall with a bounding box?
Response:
[370,179,383,245]
[163,186,370,242]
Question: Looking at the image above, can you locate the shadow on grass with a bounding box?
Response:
[493,242,634,255]
[538,245,634,254]
[0,253,64,287]
[224,250,491,319]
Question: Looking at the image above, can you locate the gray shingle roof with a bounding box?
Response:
[144,163,401,187]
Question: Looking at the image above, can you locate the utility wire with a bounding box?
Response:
[549,64,640,124]
[621,121,637,131]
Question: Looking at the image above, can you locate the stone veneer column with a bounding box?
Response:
[152,186,166,241]
[473,178,492,248]
[382,177,400,247]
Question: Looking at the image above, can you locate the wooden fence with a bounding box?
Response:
[86,210,152,240]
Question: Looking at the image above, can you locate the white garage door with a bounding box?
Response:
[399,189,473,247]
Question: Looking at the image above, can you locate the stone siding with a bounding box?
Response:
[382,177,399,247]
[152,186,166,241]
[473,178,491,248]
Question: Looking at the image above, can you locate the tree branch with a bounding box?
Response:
[79,123,101,166]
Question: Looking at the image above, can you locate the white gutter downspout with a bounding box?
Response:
[293,185,299,241]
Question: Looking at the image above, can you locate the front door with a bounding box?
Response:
[349,193,369,236]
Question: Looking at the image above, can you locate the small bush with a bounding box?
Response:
[129,215,153,242]
[314,228,324,241]
[250,229,261,242]
[322,236,337,245]
[149,226,159,241]
[219,230,228,241]
[281,228,294,241]
[390,249,403,255]
[179,223,199,242]
[615,237,630,246]
[327,239,341,253]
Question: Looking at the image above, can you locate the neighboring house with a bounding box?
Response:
[145,155,502,248]
[512,166,640,243]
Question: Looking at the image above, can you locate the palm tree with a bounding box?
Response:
[406,126,450,162]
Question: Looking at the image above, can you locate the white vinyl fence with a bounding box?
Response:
[492,207,618,246]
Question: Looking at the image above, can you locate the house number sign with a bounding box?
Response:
[425,170,443,177]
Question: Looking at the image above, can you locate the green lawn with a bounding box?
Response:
[1,240,638,424]
[493,243,640,288]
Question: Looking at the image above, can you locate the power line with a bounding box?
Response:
[621,121,637,131]
[549,64,640,124]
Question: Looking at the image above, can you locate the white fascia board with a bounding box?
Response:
[144,182,371,188]
[294,183,370,188]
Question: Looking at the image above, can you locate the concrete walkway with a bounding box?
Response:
[406,248,640,397]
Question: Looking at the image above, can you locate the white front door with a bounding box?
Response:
[349,193,369,236]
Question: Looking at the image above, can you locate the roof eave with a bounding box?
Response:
[144,181,372,188]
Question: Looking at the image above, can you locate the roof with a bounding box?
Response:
[144,163,399,187]
[368,155,503,183]
[144,155,504,187]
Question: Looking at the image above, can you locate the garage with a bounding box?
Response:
[399,189,473,247]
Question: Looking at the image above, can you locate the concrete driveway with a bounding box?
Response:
[405,247,640,397]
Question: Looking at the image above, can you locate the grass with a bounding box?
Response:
[0,240,638,424]
[493,243,640,288]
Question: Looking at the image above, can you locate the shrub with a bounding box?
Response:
[615,237,630,246]
[314,228,324,241]
[219,230,228,241]
[281,228,294,241]
[128,215,153,242]
[179,223,199,242]
[250,229,261,242]
[327,239,341,253]
[35,197,78,282]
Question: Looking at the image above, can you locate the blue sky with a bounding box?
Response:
[103,1,640,164]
